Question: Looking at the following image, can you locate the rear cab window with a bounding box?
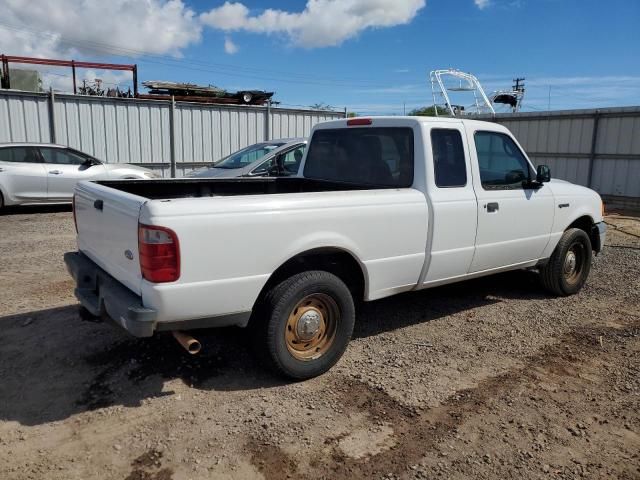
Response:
[303,127,414,187]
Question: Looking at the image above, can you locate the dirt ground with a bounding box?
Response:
[0,206,638,480]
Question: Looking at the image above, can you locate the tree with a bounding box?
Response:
[346,112,358,118]
[309,102,335,111]
[407,105,449,116]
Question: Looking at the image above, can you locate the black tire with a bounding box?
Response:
[0,191,4,212]
[254,270,355,380]
[540,228,592,296]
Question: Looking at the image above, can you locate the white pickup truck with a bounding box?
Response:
[65,117,606,379]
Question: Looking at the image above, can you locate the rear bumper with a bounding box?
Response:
[64,251,158,337]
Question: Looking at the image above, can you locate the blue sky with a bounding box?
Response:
[2,0,639,114]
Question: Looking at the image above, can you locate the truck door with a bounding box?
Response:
[467,129,554,272]
[422,124,478,285]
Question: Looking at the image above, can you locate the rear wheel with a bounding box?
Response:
[255,270,355,380]
[0,191,4,212]
[540,228,592,296]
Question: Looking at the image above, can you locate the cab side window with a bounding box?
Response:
[431,129,467,188]
[474,131,532,190]
[40,148,87,165]
[0,147,40,163]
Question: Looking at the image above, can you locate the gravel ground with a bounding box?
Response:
[0,206,638,480]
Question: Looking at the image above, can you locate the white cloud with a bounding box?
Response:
[0,0,202,58]
[224,36,239,54]
[474,0,491,9]
[201,0,426,48]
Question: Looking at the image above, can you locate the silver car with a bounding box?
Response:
[0,143,160,209]
[186,138,307,178]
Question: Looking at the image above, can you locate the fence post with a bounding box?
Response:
[587,110,601,189]
[71,60,77,95]
[48,87,57,144]
[169,95,177,178]
[265,100,271,141]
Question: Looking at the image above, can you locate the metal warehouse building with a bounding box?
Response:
[0,89,343,178]
[475,106,640,210]
[1,89,639,209]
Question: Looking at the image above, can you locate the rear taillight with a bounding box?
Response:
[138,224,180,283]
[72,194,78,233]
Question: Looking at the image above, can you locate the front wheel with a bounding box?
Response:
[256,270,355,380]
[540,228,592,296]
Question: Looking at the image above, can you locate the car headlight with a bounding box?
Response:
[143,171,162,179]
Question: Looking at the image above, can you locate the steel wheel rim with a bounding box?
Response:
[563,241,585,284]
[285,293,339,361]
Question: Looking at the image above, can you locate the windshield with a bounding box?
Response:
[214,142,284,169]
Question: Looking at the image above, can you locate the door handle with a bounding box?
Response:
[49,170,63,175]
[485,202,499,213]
[0,167,4,172]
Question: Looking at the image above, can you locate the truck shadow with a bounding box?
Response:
[354,268,545,339]
[0,269,545,427]
[0,204,72,216]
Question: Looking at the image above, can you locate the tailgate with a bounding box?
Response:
[74,181,148,295]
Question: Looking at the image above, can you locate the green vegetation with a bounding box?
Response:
[407,105,449,116]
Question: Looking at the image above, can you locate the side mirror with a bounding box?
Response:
[536,164,551,183]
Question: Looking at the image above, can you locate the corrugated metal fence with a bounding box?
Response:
[0,89,343,177]
[475,106,640,209]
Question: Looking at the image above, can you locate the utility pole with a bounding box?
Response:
[548,86,552,111]
[513,78,525,93]
[403,102,406,115]
[510,77,526,113]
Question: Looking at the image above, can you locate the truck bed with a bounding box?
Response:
[96,177,379,200]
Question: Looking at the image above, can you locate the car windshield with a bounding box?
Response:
[214,142,284,169]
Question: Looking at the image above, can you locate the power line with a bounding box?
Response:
[520,103,546,111]
[0,20,392,89]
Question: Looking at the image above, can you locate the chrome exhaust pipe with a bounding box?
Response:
[172,331,201,355]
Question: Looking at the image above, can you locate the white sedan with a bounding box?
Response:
[0,143,160,209]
